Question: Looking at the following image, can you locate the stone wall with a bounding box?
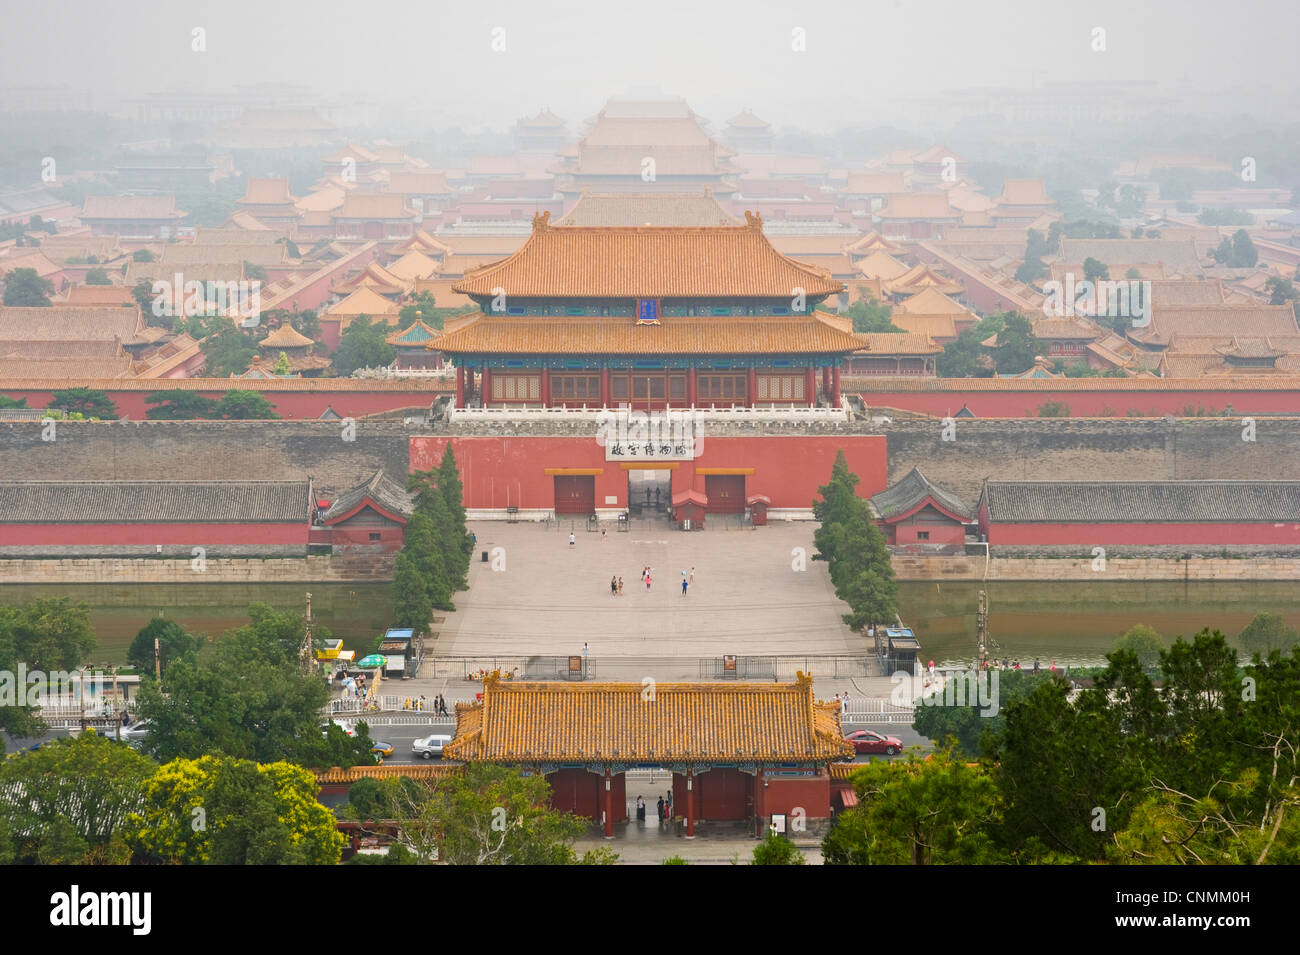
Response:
[4,416,1298,511]
[890,555,1300,581]
[0,420,414,497]
[0,555,396,584]
[880,417,1300,504]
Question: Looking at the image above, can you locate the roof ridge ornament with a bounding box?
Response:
[532,210,551,232]
[744,210,764,230]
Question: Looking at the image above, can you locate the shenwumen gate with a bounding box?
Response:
[443,672,854,837]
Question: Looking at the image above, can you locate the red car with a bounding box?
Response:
[845,730,903,756]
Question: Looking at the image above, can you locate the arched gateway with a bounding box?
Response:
[443,672,854,838]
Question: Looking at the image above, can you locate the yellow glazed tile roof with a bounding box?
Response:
[443,673,853,764]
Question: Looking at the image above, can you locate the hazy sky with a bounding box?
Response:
[2,0,1295,130]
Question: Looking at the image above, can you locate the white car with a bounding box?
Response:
[119,720,152,743]
[412,734,451,759]
[322,720,357,738]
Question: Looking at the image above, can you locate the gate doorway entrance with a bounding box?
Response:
[705,474,746,514]
[627,468,671,518]
[553,475,596,515]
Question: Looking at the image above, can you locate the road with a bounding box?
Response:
[7,718,932,765]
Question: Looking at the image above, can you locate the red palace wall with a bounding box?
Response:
[983,521,1300,547]
[761,773,832,821]
[854,385,1300,418]
[546,769,627,823]
[1,523,307,546]
[409,434,888,512]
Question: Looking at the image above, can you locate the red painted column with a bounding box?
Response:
[455,366,464,406]
[805,366,816,407]
[600,367,610,408]
[746,367,757,408]
[754,768,766,837]
[540,367,550,408]
[688,367,697,408]
[482,368,491,407]
[602,769,614,839]
[831,366,841,406]
[822,365,831,395]
[685,770,696,839]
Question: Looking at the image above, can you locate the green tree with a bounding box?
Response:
[937,325,990,377]
[133,248,155,262]
[1265,276,1300,320]
[1112,624,1164,671]
[0,395,27,409]
[0,597,96,742]
[912,669,1042,758]
[144,390,220,420]
[0,733,156,864]
[127,617,202,678]
[844,292,903,333]
[125,755,343,864]
[751,831,806,864]
[992,313,1044,374]
[1210,229,1259,268]
[2,267,54,306]
[133,603,371,768]
[333,315,397,375]
[274,351,292,375]
[243,261,269,283]
[391,549,435,631]
[395,764,609,865]
[214,389,281,419]
[199,317,257,377]
[437,445,473,583]
[812,451,898,632]
[84,267,111,285]
[49,387,119,420]
[822,746,1003,865]
[1036,401,1070,417]
[1238,612,1300,658]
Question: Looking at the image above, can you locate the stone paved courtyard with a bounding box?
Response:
[431,520,872,668]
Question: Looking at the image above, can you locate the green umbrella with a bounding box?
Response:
[357,654,387,669]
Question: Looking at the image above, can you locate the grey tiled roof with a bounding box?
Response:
[980,481,1300,523]
[871,467,974,521]
[321,470,415,523]
[0,481,310,523]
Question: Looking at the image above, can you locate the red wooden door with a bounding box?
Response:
[705,475,745,513]
[553,475,595,514]
[699,768,750,820]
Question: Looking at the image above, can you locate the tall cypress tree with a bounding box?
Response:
[811,450,899,632]
[436,445,473,583]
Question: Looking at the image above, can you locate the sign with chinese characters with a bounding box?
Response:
[635,298,661,325]
[597,409,704,461]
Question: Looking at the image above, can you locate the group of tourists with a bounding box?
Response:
[399,694,451,715]
[634,791,675,825]
[608,566,696,595]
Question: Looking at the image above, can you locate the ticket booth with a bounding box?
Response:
[672,488,707,530]
[747,494,771,526]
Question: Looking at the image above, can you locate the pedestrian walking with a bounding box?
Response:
[1033,657,1040,673]
[656,796,665,823]
[928,659,935,679]
[681,577,688,596]
[610,575,618,596]
[617,576,624,595]
[666,789,673,819]
[689,567,695,585]
[569,532,575,547]
[601,526,607,539]
[583,642,589,659]
[645,572,652,590]
[636,795,646,822]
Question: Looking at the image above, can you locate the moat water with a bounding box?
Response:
[1,579,1296,669]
